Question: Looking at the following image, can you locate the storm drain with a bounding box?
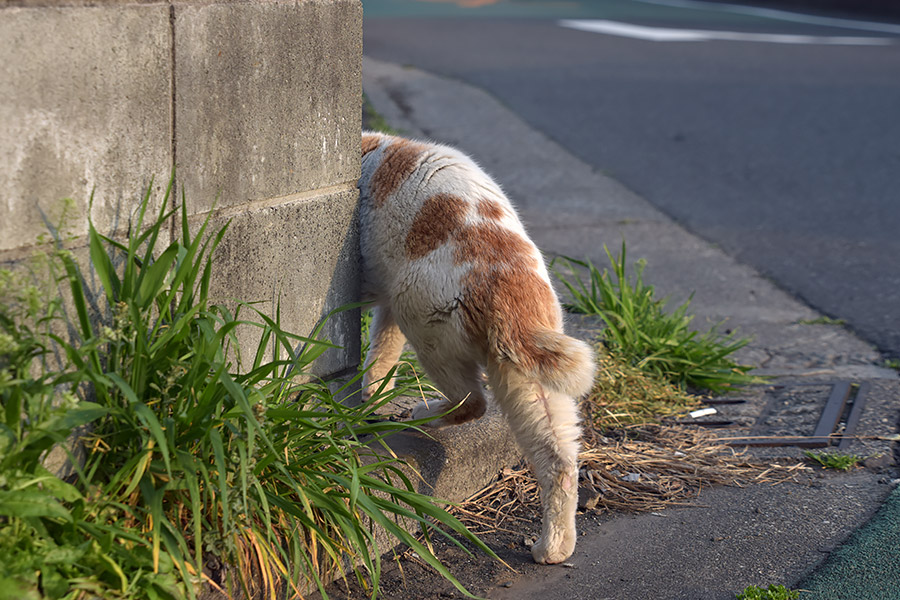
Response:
[685,381,870,449]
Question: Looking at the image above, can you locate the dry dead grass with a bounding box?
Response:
[585,347,702,431]
[452,350,808,533]
[453,425,808,534]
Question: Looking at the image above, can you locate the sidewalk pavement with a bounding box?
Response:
[361,55,900,599]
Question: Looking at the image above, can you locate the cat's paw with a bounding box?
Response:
[410,400,452,428]
[531,532,576,565]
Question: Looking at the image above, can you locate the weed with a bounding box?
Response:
[797,316,847,326]
[363,93,402,135]
[0,180,492,599]
[883,358,900,372]
[736,584,800,600]
[803,450,861,471]
[552,243,760,393]
[584,347,701,432]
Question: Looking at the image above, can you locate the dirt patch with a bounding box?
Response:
[459,426,806,530]
[321,499,592,600]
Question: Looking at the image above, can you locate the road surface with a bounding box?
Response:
[362,0,900,361]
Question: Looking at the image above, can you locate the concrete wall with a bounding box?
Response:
[0,0,363,379]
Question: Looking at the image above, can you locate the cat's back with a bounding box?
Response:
[361,132,504,211]
[358,131,528,256]
[358,132,554,327]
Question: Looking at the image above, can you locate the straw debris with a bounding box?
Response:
[454,425,807,533]
[452,354,807,533]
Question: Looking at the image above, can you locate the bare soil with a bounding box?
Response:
[321,498,589,600]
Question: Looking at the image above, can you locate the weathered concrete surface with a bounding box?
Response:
[173,0,364,375]
[175,0,363,212]
[1,0,364,378]
[380,401,522,501]
[3,0,363,503]
[0,4,172,251]
[205,186,361,378]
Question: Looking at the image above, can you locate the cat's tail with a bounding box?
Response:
[495,328,596,398]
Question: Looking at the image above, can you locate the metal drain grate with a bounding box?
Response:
[689,381,871,448]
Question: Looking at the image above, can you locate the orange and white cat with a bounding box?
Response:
[358,131,596,564]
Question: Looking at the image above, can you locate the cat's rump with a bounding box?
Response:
[360,129,595,399]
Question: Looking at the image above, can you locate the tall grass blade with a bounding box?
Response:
[551,244,760,392]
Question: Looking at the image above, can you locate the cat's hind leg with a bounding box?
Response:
[489,365,581,564]
[408,349,487,428]
[361,305,407,402]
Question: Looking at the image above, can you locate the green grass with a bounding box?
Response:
[797,316,847,326]
[0,180,493,599]
[803,450,861,471]
[736,584,800,600]
[883,358,900,372]
[363,93,402,135]
[551,243,760,393]
[585,347,701,432]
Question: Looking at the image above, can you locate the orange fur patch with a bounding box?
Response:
[453,223,536,268]
[370,139,427,207]
[476,198,507,221]
[361,134,381,157]
[453,223,562,368]
[460,265,561,369]
[454,220,561,369]
[405,194,469,260]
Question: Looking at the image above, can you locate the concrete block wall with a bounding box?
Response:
[0,0,363,379]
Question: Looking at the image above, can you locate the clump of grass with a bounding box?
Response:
[552,243,759,393]
[803,450,861,471]
[584,347,701,433]
[736,584,800,600]
[0,180,493,600]
[797,316,847,326]
[883,358,900,372]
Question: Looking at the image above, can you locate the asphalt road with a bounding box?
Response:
[361,0,900,361]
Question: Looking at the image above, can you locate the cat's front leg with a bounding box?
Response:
[362,305,407,402]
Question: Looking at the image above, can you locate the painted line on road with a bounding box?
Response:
[558,19,894,44]
[633,0,900,35]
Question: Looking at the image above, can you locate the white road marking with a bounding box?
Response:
[558,19,894,44]
[633,0,900,35]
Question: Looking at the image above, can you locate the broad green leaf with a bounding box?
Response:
[0,489,72,521]
[89,222,120,302]
[137,244,179,308]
